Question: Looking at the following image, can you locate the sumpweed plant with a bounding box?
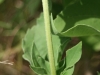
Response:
[22,0,100,75]
[22,13,82,75]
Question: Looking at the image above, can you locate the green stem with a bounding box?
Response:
[42,0,56,75]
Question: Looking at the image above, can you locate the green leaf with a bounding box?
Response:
[33,13,70,66]
[66,42,82,69]
[61,66,74,75]
[37,56,50,74]
[33,19,47,59]
[22,27,35,65]
[30,66,47,75]
[52,1,100,37]
[60,25,100,37]
[23,27,47,74]
[31,44,40,67]
[53,13,66,33]
[60,42,82,75]
[22,13,70,74]
[52,15,100,37]
[52,35,70,66]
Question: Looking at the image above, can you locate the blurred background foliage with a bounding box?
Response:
[0,0,100,75]
[0,0,42,75]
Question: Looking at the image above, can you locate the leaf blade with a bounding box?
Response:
[66,42,82,69]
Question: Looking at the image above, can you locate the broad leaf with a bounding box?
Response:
[60,42,82,75]
[52,0,100,37]
[22,27,35,65]
[66,42,82,69]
